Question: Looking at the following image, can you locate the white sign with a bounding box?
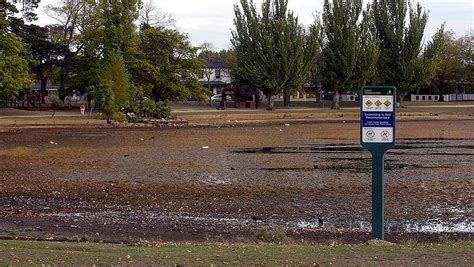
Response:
[362,127,393,143]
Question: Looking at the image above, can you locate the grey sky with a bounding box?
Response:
[36,0,473,51]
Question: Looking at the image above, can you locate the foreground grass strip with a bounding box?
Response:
[0,240,473,265]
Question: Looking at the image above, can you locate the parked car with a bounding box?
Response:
[211,94,232,103]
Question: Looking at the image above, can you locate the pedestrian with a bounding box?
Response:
[80,103,86,115]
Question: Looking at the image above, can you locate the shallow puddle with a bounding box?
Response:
[291,219,473,233]
[261,163,452,173]
[231,141,474,155]
[46,211,474,234]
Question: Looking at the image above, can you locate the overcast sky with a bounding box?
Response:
[36,0,473,51]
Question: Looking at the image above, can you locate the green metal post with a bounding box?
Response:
[371,150,385,240]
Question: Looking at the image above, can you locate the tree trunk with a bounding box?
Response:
[283,88,291,107]
[255,92,260,109]
[438,81,446,102]
[266,94,275,110]
[207,79,212,106]
[89,99,95,116]
[331,90,340,109]
[398,93,406,108]
[436,73,447,102]
[315,88,321,103]
[58,53,70,100]
[40,76,48,105]
[153,88,162,102]
[59,69,66,99]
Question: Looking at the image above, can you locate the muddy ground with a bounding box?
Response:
[0,120,472,244]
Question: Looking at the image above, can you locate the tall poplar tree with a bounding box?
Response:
[231,0,320,110]
[320,0,379,109]
[371,0,444,106]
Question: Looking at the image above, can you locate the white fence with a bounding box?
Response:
[411,94,474,102]
[443,94,474,101]
[410,95,440,101]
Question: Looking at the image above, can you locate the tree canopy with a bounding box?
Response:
[371,0,445,104]
[320,0,379,109]
[129,26,205,102]
[231,0,320,109]
[431,31,474,98]
[0,0,469,114]
[0,0,33,102]
[34,0,204,119]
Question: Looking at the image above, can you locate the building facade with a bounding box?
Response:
[199,59,232,95]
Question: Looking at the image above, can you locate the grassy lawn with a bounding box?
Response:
[1,240,472,265]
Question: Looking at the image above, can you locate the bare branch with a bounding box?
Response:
[139,0,175,28]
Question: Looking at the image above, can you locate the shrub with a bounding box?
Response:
[7,230,17,236]
[111,112,127,122]
[125,98,171,120]
[92,112,105,120]
[141,99,157,117]
[50,95,64,109]
[156,100,171,119]
[50,95,64,117]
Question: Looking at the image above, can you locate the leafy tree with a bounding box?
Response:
[371,0,444,106]
[62,1,104,98]
[10,22,63,104]
[409,25,446,95]
[431,31,474,98]
[74,0,140,119]
[99,0,140,58]
[129,26,205,102]
[50,95,63,117]
[231,0,320,110]
[86,53,130,122]
[308,55,323,103]
[320,0,379,109]
[45,0,93,98]
[0,4,31,103]
[1,0,40,22]
[100,51,130,110]
[458,32,474,87]
[95,0,140,117]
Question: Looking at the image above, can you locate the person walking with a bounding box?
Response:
[80,103,86,115]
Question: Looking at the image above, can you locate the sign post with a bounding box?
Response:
[360,86,396,240]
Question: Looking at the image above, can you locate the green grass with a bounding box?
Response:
[0,240,472,265]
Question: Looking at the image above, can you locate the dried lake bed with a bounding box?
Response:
[0,120,472,243]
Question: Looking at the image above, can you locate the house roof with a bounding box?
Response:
[205,58,229,69]
[201,80,230,86]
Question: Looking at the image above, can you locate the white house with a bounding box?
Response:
[199,59,232,95]
[32,81,58,97]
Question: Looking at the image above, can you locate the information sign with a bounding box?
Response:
[360,86,396,241]
[361,88,395,144]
